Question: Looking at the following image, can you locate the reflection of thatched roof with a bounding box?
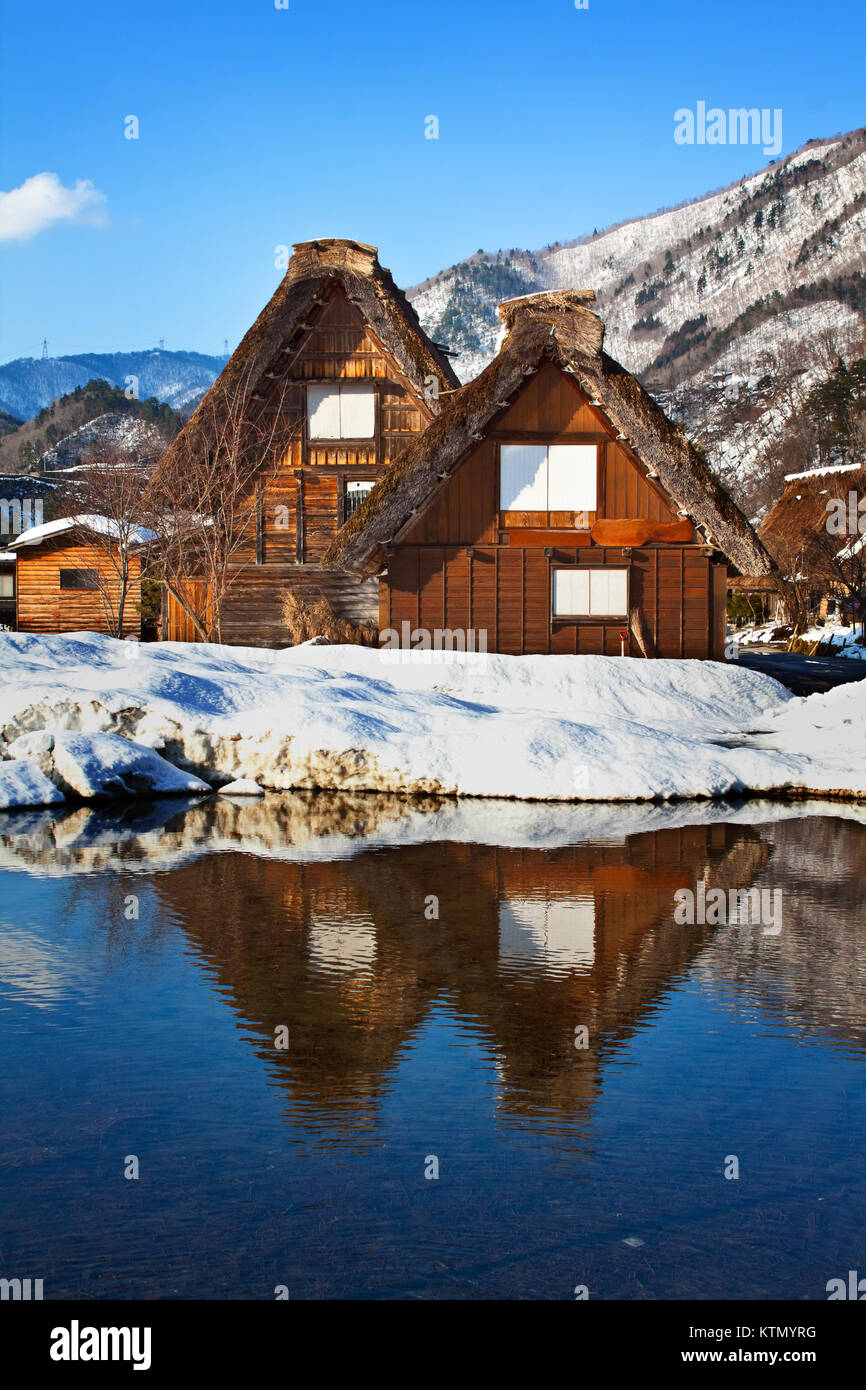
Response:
[758,463,866,581]
[154,239,460,477]
[325,292,777,580]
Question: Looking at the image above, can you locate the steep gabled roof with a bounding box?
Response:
[325,291,778,580]
[155,239,460,477]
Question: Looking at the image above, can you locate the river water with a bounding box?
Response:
[1,793,864,1300]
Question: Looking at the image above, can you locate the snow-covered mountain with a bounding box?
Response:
[5,131,863,510]
[41,413,168,471]
[0,349,227,422]
[410,128,866,509]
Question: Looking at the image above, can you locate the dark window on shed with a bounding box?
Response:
[59,568,99,591]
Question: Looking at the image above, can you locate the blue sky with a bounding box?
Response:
[0,0,863,363]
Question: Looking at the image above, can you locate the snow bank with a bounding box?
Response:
[0,632,863,809]
[0,758,65,811]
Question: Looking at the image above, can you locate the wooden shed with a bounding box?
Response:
[7,516,142,637]
[326,292,777,659]
[155,238,460,645]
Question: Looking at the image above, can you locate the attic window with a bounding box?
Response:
[500,444,597,512]
[308,383,375,440]
[553,567,628,618]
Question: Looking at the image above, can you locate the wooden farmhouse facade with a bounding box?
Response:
[6,517,142,637]
[327,292,777,658]
[157,239,459,645]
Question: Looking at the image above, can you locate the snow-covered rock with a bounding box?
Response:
[218,778,265,796]
[0,758,65,810]
[47,731,211,801]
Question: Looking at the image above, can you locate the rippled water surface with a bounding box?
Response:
[1,793,864,1300]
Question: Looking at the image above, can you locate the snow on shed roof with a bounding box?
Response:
[784,463,861,482]
[6,514,152,550]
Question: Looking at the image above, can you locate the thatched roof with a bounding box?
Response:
[325,291,777,579]
[155,239,460,476]
[758,462,866,580]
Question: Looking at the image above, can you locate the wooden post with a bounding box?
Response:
[295,472,305,563]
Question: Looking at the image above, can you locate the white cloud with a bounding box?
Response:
[0,172,107,242]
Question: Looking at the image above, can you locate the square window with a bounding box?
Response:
[308,384,375,440]
[553,568,628,617]
[499,443,598,512]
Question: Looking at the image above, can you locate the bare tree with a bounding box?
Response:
[60,446,156,638]
[145,370,295,642]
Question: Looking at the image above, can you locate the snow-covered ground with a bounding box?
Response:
[796,623,866,658]
[734,623,792,647]
[0,633,864,810]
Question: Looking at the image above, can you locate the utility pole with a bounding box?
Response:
[41,338,49,359]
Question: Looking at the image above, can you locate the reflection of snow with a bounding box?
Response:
[307,911,376,976]
[499,896,595,972]
[0,927,81,1008]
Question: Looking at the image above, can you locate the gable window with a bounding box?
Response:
[59,568,99,591]
[500,443,597,512]
[342,479,376,523]
[553,568,628,617]
[308,383,375,440]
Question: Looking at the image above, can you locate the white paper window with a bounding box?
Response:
[553,569,590,616]
[553,568,628,616]
[308,383,375,439]
[338,384,376,438]
[500,443,598,511]
[308,385,342,439]
[547,445,598,511]
[499,444,548,510]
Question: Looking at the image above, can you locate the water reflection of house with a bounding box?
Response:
[144,810,771,1145]
[695,816,866,1048]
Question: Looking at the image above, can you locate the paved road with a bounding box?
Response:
[734,647,866,695]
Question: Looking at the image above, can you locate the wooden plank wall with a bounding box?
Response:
[16,542,141,636]
[381,545,715,658]
[165,566,378,648]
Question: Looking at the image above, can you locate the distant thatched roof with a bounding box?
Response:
[758,461,866,580]
[155,239,460,477]
[325,291,778,579]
